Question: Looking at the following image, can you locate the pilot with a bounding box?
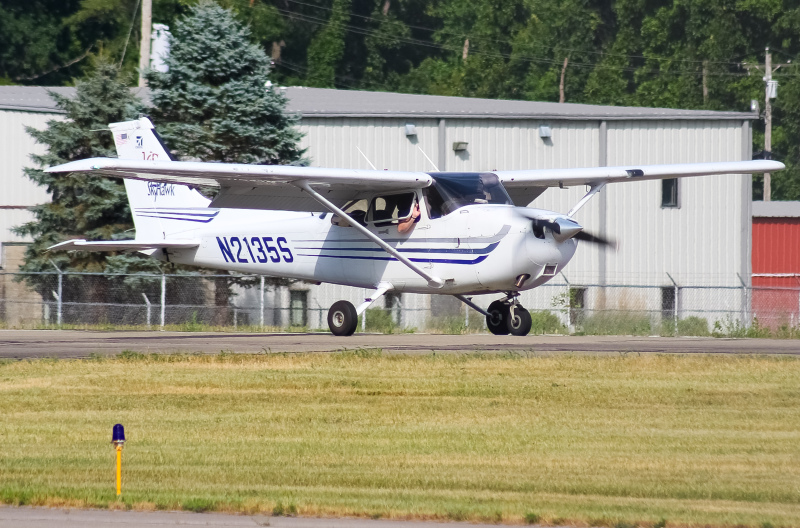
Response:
[398,200,421,234]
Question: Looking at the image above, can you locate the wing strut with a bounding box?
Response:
[295,181,445,289]
[567,182,605,218]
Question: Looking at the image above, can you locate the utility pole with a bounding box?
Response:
[764,47,773,201]
[743,47,789,201]
[138,0,152,87]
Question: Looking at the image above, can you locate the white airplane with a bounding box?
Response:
[47,117,784,337]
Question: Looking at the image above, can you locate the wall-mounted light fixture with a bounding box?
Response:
[452,141,468,152]
[405,123,417,137]
[539,125,552,139]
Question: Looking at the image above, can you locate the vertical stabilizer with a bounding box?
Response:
[109,117,212,240]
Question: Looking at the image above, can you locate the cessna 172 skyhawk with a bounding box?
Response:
[47,117,784,337]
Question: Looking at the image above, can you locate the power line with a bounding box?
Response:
[282,0,749,68]
[276,6,751,78]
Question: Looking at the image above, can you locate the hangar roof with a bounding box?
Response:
[0,85,755,121]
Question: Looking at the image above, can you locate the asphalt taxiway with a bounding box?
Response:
[0,507,515,528]
[0,330,797,359]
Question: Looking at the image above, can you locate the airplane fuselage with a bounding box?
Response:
[155,204,577,295]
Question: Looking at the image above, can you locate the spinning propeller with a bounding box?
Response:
[515,207,617,249]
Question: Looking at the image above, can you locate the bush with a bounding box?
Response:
[524,512,541,524]
[579,311,651,336]
[677,316,710,336]
[712,316,772,338]
[529,310,567,334]
[364,308,396,334]
[427,314,484,334]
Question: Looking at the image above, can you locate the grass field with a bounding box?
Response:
[1,350,799,527]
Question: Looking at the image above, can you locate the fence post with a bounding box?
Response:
[464,302,469,329]
[560,273,573,334]
[49,261,62,327]
[666,272,679,336]
[160,274,166,330]
[142,293,152,329]
[260,276,265,329]
[736,273,749,327]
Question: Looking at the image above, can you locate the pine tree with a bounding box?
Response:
[11,61,165,321]
[145,1,305,165]
[14,61,143,273]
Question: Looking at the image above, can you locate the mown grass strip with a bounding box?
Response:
[1,351,799,527]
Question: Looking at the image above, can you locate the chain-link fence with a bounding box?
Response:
[1,271,798,337]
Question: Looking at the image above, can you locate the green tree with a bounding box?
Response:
[306,0,352,88]
[146,1,305,164]
[14,61,143,273]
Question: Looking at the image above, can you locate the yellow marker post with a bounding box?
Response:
[112,424,125,496]
[116,444,122,495]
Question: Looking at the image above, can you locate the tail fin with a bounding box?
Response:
[109,117,212,240]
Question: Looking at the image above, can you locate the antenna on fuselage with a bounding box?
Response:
[416,145,439,172]
[355,146,377,170]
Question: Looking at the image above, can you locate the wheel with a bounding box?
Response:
[328,300,358,336]
[507,304,532,336]
[486,300,510,335]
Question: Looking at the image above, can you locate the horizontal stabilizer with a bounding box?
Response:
[49,239,200,252]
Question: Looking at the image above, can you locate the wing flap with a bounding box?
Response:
[50,239,200,252]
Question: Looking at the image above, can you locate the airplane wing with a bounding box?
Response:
[46,158,433,212]
[494,160,784,206]
[47,158,783,212]
[49,239,200,251]
[495,160,783,187]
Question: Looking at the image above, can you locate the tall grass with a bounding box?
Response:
[1,352,799,527]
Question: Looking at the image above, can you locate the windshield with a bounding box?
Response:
[428,173,512,216]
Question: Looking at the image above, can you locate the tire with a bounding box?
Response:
[486,300,510,335]
[328,300,358,336]
[507,305,532,336]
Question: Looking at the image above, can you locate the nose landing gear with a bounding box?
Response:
[486,295,532,336]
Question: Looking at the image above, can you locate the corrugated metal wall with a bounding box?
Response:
[299,118,439,171]
[752,218,800,327]
[0,111,58,243]
[753,218,800,278]
[605,120,745,287]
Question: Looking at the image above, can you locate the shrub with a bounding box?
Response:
[529,310,567,334]
[580,311,651,336]
[677,316,710,336]
[364,308,396,334]
[524,512,541,524]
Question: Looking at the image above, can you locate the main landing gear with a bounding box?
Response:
[328,300,358,336]
[486,296,532,336]
[327,283,393,336]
